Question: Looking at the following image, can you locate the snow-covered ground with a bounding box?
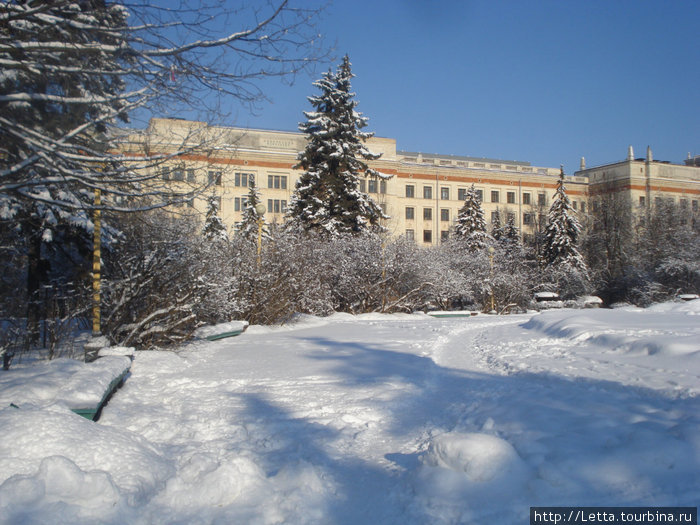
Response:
[1,302,699,524]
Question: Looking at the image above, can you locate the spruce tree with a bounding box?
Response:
[203,196,228,243]
[542,169,586,270]
[454,185,490,251]
[501,213,521,246]
[491,209,503,241]
[287,55,390,236]
[236,185,268,242]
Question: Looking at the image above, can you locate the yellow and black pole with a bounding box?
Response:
[92,188,102,336]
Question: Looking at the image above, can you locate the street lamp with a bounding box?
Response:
[255,203,266,267]
[487,246,496,314]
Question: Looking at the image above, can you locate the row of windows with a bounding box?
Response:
[639,196,699,210]
[162,168,289,190]
[233,196,288,214]
[359,178,387,194]
[405,184,549,205]
[405,229,450,244]
[406,207,451,221]
[405,206,552,228]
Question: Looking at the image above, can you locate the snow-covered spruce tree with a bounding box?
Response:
[287,55,390,236]
[202,196,228,243]
[541,170,586,270]
[454,184,490,251]
[236,185,269,242]
[540,169,590,299]
[501,213,520,245]
[491,209,503,241]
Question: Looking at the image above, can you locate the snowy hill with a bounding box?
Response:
[1,302,698,523]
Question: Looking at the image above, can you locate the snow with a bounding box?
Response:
[1,302,699,523]
[0,356,132,411]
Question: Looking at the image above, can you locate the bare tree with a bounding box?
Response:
[1,0,328,346]
[1,0,329,212]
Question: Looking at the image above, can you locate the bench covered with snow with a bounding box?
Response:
[0,354,132,421]
[428,311,479,318]
[194,321,249,341]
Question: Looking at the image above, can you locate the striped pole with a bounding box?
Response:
[92,188,102,336]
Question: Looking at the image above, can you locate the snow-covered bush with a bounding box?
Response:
[101,212,211,348]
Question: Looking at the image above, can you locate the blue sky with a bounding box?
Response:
[227,1,699,172]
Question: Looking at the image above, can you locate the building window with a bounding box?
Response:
[360,179,366,193]
[171,167,185,181]
[572,201,577,210]
[523,213,533,225]
[538,193,547,206]
[441,231,449,242]
[267,199,287,214]
[423,230,432,244]
[208,170,222,185]
[639,196,646,207]
[693,200,698,212]
[406,229,415,241]
[580,202,586,213]
[491,211,499,223]
[680,199,688,210]
[507,191,516,204]
[440,209,449,222]
[234,196,248,212]
[522,192,531,205]
[405,185,415,198]
[380,180,387,194]
[458,188,467,201]
[441,187,450,200]
[405,207,415,220]
[423,208,432,221]
[368,179,378,193]
[475,189,483,202]
[491,190,499,203]
[186,169,196,182]
[235,172,255,188]
[268,175,287,189]
[161,167,170,180]
[423,186,433,199]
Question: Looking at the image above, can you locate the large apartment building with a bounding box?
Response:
[120,118,699,242]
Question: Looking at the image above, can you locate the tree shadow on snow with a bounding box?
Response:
[297,335,700,509]
[229,391,432,525]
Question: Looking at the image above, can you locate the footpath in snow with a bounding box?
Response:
[0,302,699,524]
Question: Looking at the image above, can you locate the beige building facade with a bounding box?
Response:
[120,119,699,243]
[577,145,700,223]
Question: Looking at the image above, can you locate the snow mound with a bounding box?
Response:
[0,456,120,518]
[156,452,266,509]
[523,306,700,358]
[0,405,173,510]
[413,432,532,522]
[422,432,527,483]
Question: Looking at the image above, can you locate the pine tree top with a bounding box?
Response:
[287,55,389,237]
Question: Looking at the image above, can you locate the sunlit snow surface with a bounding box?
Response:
[1,302,699,524]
